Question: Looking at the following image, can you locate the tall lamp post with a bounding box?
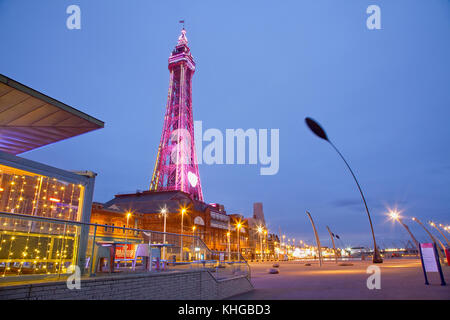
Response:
[180,208,187,261]
[326,226,338,264]
[227,231,231,261]
[236,222,242,262]
[264,229,268,260]
[125,212,131,268]
[161,207,167,261]
[305,117,383,263]
[257,226,263,262]
[192,225,196,261]
[306,211,323,266]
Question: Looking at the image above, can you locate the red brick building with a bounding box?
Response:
[90,190,250,254]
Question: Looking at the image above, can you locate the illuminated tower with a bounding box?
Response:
[150,28,203,201]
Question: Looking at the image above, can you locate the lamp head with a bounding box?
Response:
[305,117,329,141]
[388,210,400,221]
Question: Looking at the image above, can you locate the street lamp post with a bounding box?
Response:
[412,217,446,260]
[192,225,196,261]
[326,226,338,264]
[305,117,383,263]
[180,208,186,261]
[236,222,242,262]
[161,207,167,261]
[264,229,268,261]
[227,231,231,261]
[429,222,450,247]
[257,226,263,262]
[125,212,131,268]
[388,211,420,253]
[306,211,323,266]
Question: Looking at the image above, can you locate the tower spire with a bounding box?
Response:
[178,27,188,45]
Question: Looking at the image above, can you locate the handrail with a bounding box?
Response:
[0,210,251,280]
[0,211,198,239]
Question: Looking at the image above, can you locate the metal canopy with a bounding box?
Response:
[0,74,104,155]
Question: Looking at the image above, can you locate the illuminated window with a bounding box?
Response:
[0,164,84,222]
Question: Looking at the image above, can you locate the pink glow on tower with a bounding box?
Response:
[150,28,203,201]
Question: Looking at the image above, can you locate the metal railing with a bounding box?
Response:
[0,211,250,283]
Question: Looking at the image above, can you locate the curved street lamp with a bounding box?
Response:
[388,210,419,252]
[326,226,338,264]
[306,211,323,266]
[305,117,383,263]
[412,217,446,260]
[429,221,450,247]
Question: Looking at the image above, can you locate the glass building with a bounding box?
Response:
[0,74,103,279]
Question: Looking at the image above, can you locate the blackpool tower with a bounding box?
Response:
[150,28,204,201]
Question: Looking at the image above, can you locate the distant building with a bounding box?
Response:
[253,202,265,225]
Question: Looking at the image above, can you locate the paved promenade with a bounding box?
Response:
[231,258,450,300]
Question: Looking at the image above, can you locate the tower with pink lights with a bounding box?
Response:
[150,27,204,201]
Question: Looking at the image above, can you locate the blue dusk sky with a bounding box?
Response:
[1,0,449,247]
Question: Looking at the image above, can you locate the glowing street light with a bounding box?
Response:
[257,226,264,261]
[429,221,450,247]
[388,210,419,252]
[124,211,132,268]
[236,222,242,262]
[305,117,383,263]
[389,211,399,220]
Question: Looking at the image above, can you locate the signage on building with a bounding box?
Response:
[115,244,135,260]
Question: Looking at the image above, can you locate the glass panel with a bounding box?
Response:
[0,215,80,277]
[0,164,84,222]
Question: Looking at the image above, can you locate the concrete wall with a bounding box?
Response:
[0,270,253,300]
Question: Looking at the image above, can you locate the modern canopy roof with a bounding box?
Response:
[0,74,104,155]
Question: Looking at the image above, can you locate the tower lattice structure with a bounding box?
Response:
[150,28,203,201]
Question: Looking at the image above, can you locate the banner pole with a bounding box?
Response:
[418,243,429,285]
[433,242,446,286]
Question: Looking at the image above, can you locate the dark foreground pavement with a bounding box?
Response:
[230,258,450,300]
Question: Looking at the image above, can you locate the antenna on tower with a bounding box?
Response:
[179,20,185,29]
